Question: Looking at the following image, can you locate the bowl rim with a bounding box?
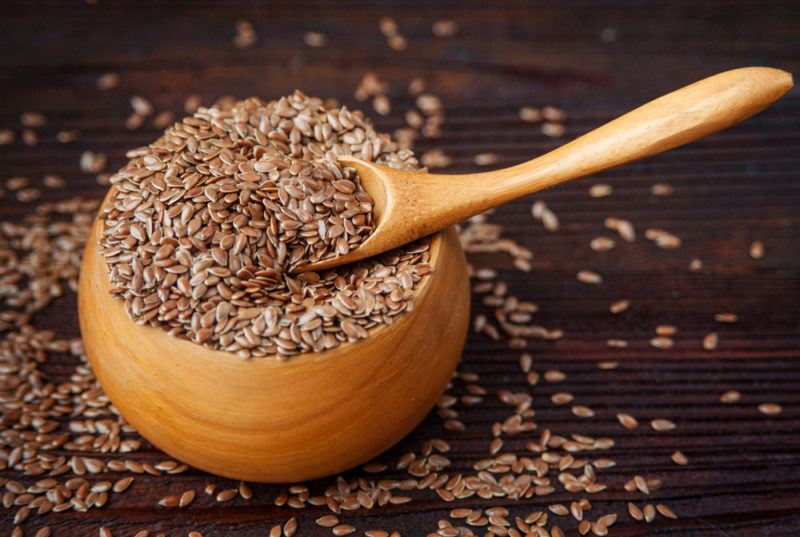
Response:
[91,191,449,368]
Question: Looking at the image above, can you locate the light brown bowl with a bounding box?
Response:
[78,206,470,482]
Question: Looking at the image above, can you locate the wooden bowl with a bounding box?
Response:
[78,204,470,483]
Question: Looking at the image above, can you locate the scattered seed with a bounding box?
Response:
[283,517,298,537]
[591,236,616,252]
[715,313,738,323]
[180,490,196,507]
[577,270,602,284]
[650,183,673,196]
[703,332,719,350]
[474,153,499,166]
[750,240,764,259]
[656,504,677,519]
[758,403,782,416]
[617,413,638,429]
[720,390,741,403]
[572,405,595,418]
[432,19,459,38]
[216,489,237,502]
[234,20,257,48]
[671,451,688,465]
[651,418,676,431]
[589,184,613,198]
[649,336,673,349]
[97,72,120,90]
[303,32,327,47]
[609,299,630,314]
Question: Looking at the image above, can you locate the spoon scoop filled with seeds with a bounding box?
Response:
[301,67,793,272]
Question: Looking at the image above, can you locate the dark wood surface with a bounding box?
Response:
[1,1,799,535]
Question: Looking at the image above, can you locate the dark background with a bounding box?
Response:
[1,1,799,535]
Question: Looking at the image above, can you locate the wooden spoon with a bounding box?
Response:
[299,67,793,272]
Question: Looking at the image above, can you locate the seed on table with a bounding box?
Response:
[179,490,196,507]
[650,183,673,196]
[519,353,533,373]
[474,153,500,166]
[97,72,120,90]
[651,418,676,431]
[544,370,566,382]
[233,20,257,48]
[134,531,150,537]
[20,111,46,127]
[215,489,237,502]
[316,515,339,527]
[35,527,51,537]
[332,525,357,536]
[750,240,764,259]
[715,312,738,323]
[542,122,566,137]
[57,129,79,142]
[703,332,719,350]
[671,450,688,465]
[188,532,203,537]
[159,495,179,507]
[519,106,542,122]
[549,503,569,516]
[22,128,38,145]
[572,405,595,418]
[758,403,782,416]
[590,236,616,252]
[577,270,602,284]
[0,128,15,144]
[627,502,643,521]
[656,503,678,519]
[589,184,613,198]
[303,31,327,47]
[650,336,673,349]
[597,360,619,369]
[551,392,574,405]
[606,339,628,348]
[689,258,704,271]
[422,148,452,168]
[269,525,281,537]
[656,324,677,336]
[238,482,252,500]
[578,520,591,534]
[43,174,65,188]
[153,110,174,129]
[432,19,459,37]
[643,504,656,522]
[283,517,298,537]
[130,95,153,116]
[79,150,107,174]
[489,437,504,454]
[633,475,650,494]
[720,390,741,403]
[100,528,112,537]
[373,95,391,116]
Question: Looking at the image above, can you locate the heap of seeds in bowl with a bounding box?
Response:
[100,91,431,359]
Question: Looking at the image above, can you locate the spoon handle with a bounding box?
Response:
[424,67,793,223]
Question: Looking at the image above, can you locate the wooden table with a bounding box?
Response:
[1,1,799,535]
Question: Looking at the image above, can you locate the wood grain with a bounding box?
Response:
[1,1,799,535]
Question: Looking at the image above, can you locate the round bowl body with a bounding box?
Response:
[78,212,469,482]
